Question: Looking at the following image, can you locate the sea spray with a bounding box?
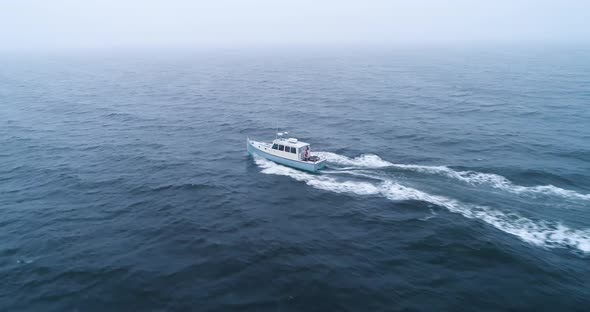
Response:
[255,156,590,254]
[315,152,590,201]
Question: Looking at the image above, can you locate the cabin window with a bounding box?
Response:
[284,146,291,153]
[272,144,278,150]
[290,148,296,154]
[278,145,284,151]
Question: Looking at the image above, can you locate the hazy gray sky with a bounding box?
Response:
[2,0,589,51]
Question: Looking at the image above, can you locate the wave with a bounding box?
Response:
[254,156,590,254]
[315,152,590,201]
[420,208,437,221]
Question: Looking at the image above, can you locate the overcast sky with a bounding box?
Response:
[2,0,589,51]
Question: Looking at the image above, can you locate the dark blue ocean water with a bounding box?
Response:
[1,47,590,311]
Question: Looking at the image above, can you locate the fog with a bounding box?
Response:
[2,0,589,51]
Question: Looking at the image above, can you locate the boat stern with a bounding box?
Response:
[314,159,327,171]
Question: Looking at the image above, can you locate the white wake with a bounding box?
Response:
[254,156,590,254]
[315,152,590,201]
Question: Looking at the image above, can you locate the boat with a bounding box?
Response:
[247,133,326,172]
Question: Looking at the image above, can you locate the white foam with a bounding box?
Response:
[315,152,590,201]
[379,181,590,253]
[316,152,393,168]
[254,156,590,254]
[255,157,379,196]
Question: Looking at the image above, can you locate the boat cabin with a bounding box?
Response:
[270,137,312,161]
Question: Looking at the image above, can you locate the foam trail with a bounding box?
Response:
[255,156,590,254]
[315,152,590,201]
[255,157,380,196]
